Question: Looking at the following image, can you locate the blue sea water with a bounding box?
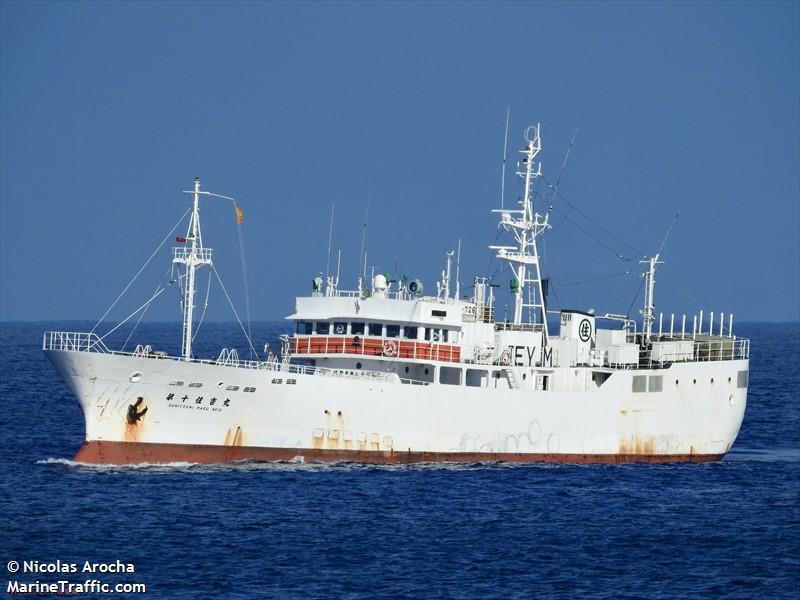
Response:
[1,321,798,599]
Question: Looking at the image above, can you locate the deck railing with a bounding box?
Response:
[41,330,428,385]
[42,331,109,353]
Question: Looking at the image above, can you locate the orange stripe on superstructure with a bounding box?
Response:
[290,335,463,363]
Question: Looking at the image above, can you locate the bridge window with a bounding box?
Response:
[368,323,383,337]
[333,322,347,335]
[403,326,419,340]
[351,322,365,335]
[386,325,400,338]
[297,321,313,335]
[315,322,330,335]
[425,328,443,342]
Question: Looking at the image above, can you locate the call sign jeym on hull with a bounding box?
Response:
[44,124,749,465]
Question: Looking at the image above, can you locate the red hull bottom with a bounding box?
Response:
[74,440,724,465]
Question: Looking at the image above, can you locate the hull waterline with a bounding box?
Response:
[74,440,725,465]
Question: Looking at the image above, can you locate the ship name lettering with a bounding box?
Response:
[166,393,174,401]
[509,345,553,367]
[541,347,553,367]
[195,396,203,404]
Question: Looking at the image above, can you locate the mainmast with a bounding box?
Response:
[490,124,551,338]
[174,177,213,360]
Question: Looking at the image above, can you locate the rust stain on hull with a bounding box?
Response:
[73,441,726,466]
[619,437,656,455]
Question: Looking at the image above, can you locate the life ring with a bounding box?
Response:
[382,339,399,357]
[499,349,511,366]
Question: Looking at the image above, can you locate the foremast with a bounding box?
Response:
[491,124,551,339]
[173,178,213,359]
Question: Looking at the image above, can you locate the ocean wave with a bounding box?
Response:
[724,447,800,463]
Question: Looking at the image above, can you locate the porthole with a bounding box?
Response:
[693,379,697,385]
[522,373,527,380]
[129,371,142,383]
[356,362,362,370]
[711,378,715,385]
[728,377,732,383]
[728,394,735,407]
[675,379,679,386]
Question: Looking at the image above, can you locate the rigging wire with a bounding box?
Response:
[122,285,159,352]
[98,286,167,343]
[191,268,213,344]
[656,212,680,257]
[549,110,585,212]
[92,207,190,334]
[121,266,173,351]
[541,112,583,276]
[543,174,645,259]
[211,264,259,359]
[549,203,635,261]
[552,270,632,287]
[234,203,252,350]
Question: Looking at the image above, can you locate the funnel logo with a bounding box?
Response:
[579,319,592,342]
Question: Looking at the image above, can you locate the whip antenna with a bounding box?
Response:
[500,106,510,210]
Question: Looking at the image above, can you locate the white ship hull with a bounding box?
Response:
[45,348,748,464]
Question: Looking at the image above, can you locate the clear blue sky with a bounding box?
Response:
[2,1,798,324]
